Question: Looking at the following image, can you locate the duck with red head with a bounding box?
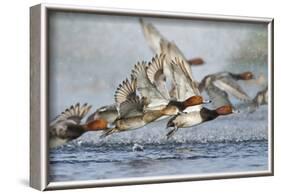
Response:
[236,71,254,80]
[166,104,234,139]
[199,71,254,108]
[49,103,93,149]
[187,57,205,65]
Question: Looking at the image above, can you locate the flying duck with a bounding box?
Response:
[198,71,254,108]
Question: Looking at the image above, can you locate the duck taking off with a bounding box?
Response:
[49,103,119,148]
[164,60,237,138]
[198,71,254,109]
[49,103,92,148]
[166,105,234,139]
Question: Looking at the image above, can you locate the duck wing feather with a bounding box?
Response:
[131,61,168,109]
[170,58,200,101]
[119,97,144,118]
[146,54,170,99]
[50,103,92,127]
[140,18,166,54]
[114,78,138,105]
[213,77,251,101]
[205,82,232,108]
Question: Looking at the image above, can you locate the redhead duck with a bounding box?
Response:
[166,105,234,138]
[49,103,118,148]
[198,71,254,108]
[49,103,92,148]
[140,19,205,66]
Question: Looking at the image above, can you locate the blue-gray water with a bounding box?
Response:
[49,106,268,182]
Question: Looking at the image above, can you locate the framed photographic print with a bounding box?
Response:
[30,3,274,191]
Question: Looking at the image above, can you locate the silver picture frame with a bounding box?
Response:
[30,3,274,191]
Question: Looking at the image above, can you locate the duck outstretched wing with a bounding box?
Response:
[50,103,92,127]
[140,18,166,54]
[146,54,170,99]
[213,77,251,101]
[170,58,200,101]
[114,78,138,105]
[205,83,232,108]
[114,77,145,118]
[131,61,169,109]
[119,97,144,118]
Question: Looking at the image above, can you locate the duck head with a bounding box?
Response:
[83,119,109,131]
[215,105,233,115]
[183,96,210,108]
[187,57,205,65]
[239,72,254,80]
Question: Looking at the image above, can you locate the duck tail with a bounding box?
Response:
[100,128,118,138]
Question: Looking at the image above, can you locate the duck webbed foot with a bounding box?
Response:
[166,127,178,139]
[100,128,118,138]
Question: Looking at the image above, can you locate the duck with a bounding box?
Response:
[49,103,117,148]
[166,105,234,138]
[160,58,237,138]
[198,71,254,108]
[49,103,93,148]
[140,18,205,66]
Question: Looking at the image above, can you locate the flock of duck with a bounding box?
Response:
[49,19,268,149]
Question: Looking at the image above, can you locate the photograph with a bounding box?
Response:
[30,4,273,189]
